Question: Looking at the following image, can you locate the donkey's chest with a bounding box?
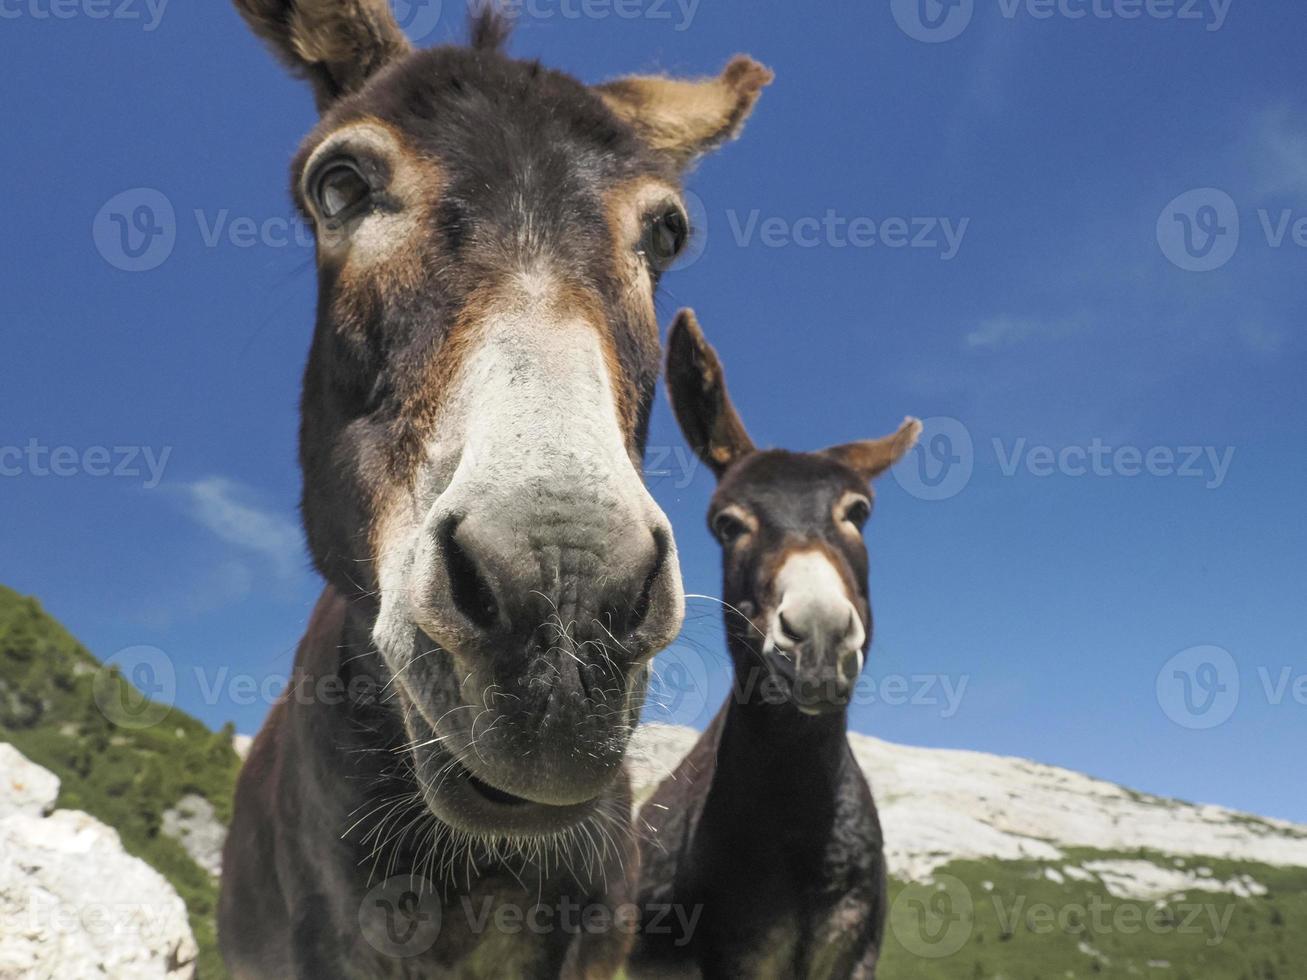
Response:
[343,889,571,979]
[681,782,881,976]
[346,932,548,980]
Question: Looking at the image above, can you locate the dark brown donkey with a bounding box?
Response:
[218,7,770,977]
[629,310,920,979]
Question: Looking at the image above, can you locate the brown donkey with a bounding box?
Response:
[218,7,770,978]
[629,310,919,979]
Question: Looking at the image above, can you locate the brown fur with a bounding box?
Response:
[630,310,913,977]
[662,308,757,475]
[823,420,924,482]
[232,0,412,109]
[220,8,770,976]
[597,56,775,167]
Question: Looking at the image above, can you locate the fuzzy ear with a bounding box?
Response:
[232,0,413,111]
[665,309,756,478]
[596,56,773,168]
[823,418,923,483]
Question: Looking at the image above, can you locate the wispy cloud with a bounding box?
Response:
[1248,105,1307,200]
[138,559,255,629]
[965,314,1087,351]
[177,477,305,580]
[1238,321,1287,355]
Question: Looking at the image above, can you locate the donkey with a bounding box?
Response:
[628,310,920,979]
[218,7,770,977]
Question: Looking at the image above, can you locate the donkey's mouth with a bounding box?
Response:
[464,771,531,807]
[387,676,608,836]
[377,624,633,836]
[412,749,604,838]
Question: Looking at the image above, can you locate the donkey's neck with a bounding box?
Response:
[727,640,852,744]
[721,689,851,766]
[709,638,855,803]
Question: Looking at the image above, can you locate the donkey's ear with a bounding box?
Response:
[823,418,923,483]
[232,0,412,111]
[666,310,756,478]
[596,56,773,168]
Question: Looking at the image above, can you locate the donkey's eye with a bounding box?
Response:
[313,161,372,223]
[641,208,689,269]
[843,497,872,531]
[711,511,750,546]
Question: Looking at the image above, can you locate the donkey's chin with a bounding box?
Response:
[400,704,621,839]
[385,658,634,839]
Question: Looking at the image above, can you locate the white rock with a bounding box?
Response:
[1082,860,1269,901]
[162,794,226,879]
[0,744,60,820]
[0,745,197,979]
[231,735,253,762]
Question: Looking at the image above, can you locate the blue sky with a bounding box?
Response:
[2,1,1304,822]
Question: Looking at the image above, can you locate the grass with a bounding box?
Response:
[879,849,1307,979]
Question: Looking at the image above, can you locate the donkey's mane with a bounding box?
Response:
[469,6,513,53]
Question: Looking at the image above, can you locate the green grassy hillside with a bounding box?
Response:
[881,850,1306,979]
[0,584,240,978]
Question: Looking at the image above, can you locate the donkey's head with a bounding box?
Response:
[234,2,770,835]
[667,310,919,716]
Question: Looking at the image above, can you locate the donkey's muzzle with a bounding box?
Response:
[430,506,679,658]
[398,499,682,806]
[771,589,867,714]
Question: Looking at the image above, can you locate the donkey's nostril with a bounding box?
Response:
[622,526,671,637]
[778,611,805,645]
[438,517,501,631]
